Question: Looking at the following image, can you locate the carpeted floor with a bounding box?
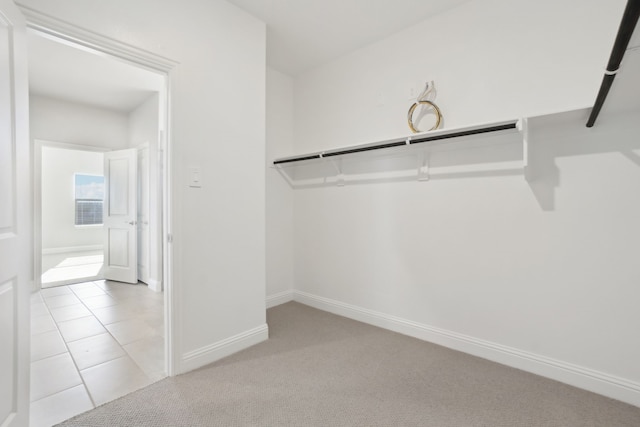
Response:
[57,302,640,426]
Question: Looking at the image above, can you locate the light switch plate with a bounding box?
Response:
[189,167,201,188]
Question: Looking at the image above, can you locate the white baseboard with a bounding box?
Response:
[266,290,294,308]
[42,274,103,288]
[42,245,103,255]
[180,324,269,374]
[147,278,162,292]
[293,290,640,407]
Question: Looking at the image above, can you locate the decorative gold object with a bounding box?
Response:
[407,81,442,133]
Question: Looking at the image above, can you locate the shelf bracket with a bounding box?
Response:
[417,151,430,182]
[517,118,531,182]
[330,158,345,187]
[274,164,296,188]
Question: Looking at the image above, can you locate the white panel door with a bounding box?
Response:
[103,148,138,283]
[0,1,30,426]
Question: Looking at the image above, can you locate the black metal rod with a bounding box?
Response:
[322,140,407,158]
[409,123,517,145]
[272,122,519,165]
[586,74,616,128]
[273,154,321,165]
[587,0,640,127]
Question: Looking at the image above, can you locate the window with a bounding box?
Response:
[74,174,105,226]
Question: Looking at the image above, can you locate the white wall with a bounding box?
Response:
[293,0,626,153]
[31,94,127,253]
[128,93,159,148]
[289,0,640,406]
[30,95,129,149]
[21,0,267,372]
[266,67,294,303]
[128,93,161,288]
[41,146,103,251]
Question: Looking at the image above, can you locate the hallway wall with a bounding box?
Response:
[21,0,267,373]
[30,95,129,149]
[40,146,104,252]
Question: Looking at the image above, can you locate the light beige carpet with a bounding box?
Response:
[57,302,640,426]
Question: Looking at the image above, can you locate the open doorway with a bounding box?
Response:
[38,143,107,288]
[29,31,166,292]
[28,28,170,425]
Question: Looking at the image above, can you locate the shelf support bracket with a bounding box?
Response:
[330,158,345,187]
[274,164,297,188]
[417,151,430,182]
[517,118,531,182]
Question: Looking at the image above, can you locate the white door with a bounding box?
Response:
[103,148,138,284]
[0,1,30,425]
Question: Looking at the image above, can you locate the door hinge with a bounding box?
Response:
[167,234,173,243]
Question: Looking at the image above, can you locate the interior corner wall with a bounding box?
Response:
[29,95,129,149]
[290,0,640,405]
[128,93,159,149]
[266,67,294,302]
[20,0,267,372]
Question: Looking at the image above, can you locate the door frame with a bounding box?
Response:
[22,6,179,376]
[33,140,109,290]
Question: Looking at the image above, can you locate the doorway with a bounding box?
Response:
[29,30,166,292]
[28,27,171,425]
[37,143,107,288]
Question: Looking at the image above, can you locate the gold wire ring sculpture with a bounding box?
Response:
[407,100,442,133]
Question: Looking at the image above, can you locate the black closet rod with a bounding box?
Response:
[273,121,518,165]
[586,0,640,128]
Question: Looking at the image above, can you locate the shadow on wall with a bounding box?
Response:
[274,108,640,212]
[526,109,640,211]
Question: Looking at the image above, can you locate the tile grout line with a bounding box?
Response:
[32,279,166,418]
[72,280,163,390]
[43,283,98,409]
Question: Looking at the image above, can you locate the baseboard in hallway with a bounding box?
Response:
[180,324,269,374]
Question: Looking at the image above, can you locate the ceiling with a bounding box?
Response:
[27,0,636,115]
[27,1,472,110]
[226,0,473,75]
[28,31,163,113]
[27,1,471,109]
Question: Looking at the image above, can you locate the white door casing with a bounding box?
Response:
[0,1,30,425]
[103,148,138,284]
[19,6,176,375]
[137,144,150,285]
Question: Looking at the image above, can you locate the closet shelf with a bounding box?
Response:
[272,117,534,188]
[273,119,522,166]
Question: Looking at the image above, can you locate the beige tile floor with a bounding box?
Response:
[30,280,165,427]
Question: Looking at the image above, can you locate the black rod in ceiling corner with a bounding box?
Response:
[587,0,640,128]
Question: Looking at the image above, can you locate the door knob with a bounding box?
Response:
[127,221,136,225]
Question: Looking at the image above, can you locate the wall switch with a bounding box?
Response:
[189,167,202,188]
